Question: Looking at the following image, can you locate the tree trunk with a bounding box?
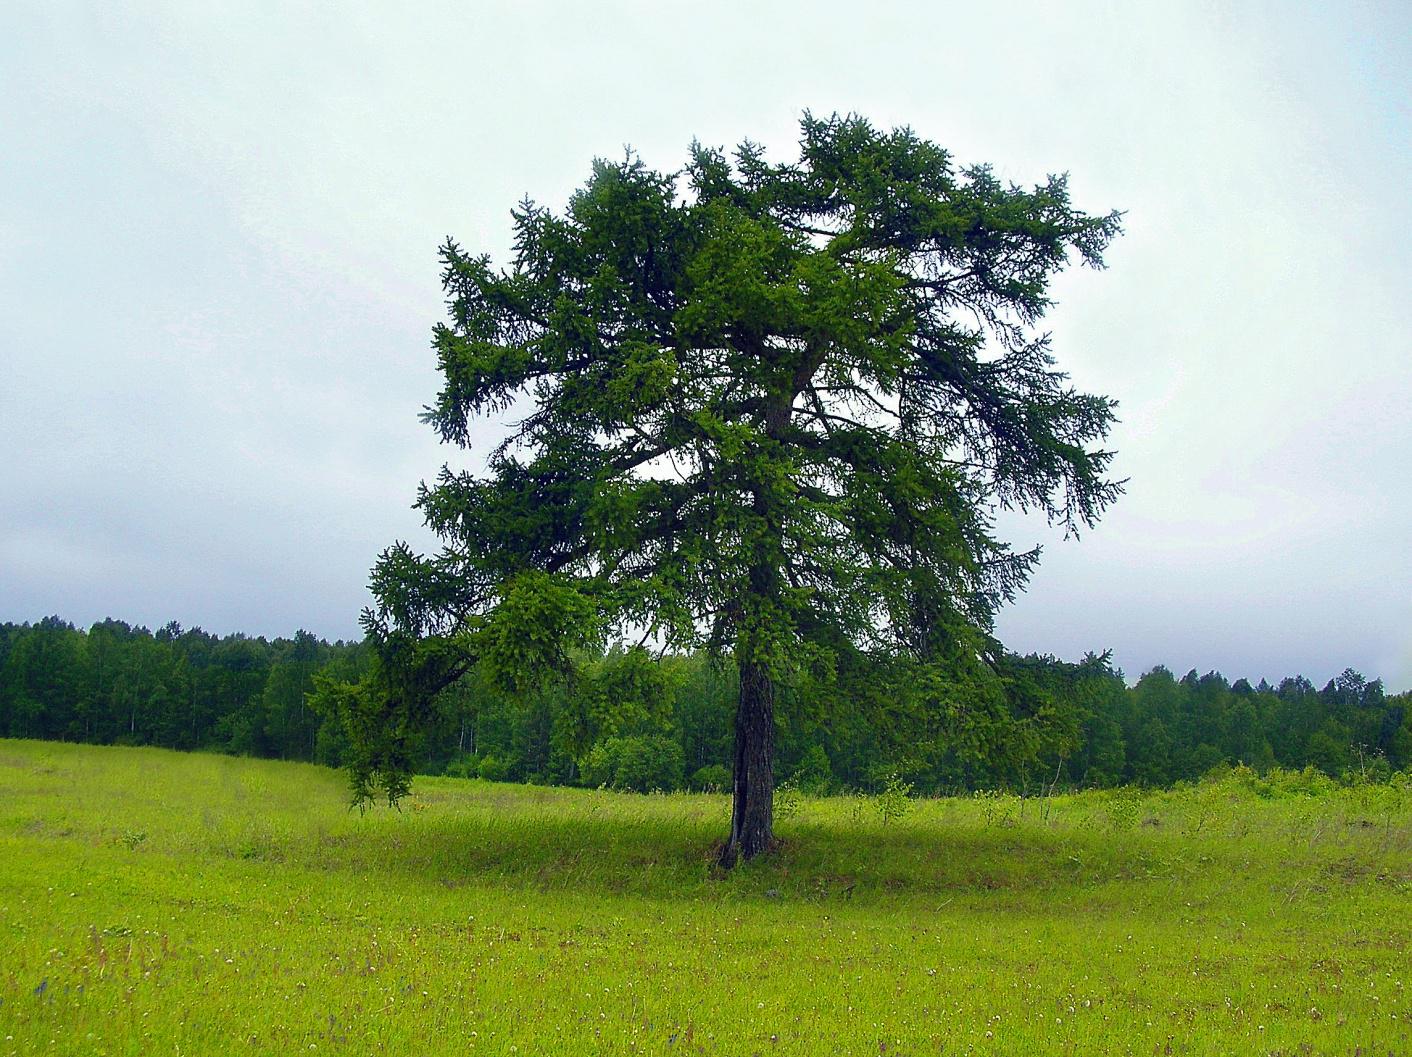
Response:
[720,658,775,867]
[718,370,800,868]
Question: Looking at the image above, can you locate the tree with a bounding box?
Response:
[344,113,1123,863]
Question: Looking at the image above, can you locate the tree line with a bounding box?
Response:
[2,615,1407,793]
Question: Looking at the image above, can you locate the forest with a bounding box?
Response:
[2,614,1407,795]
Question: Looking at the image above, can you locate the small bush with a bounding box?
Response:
[875,773,913,826]
[580,736,685,793]
[445,753,480,780]
[1105,788,1142,832]
[477,755,511,782]
[774,779,803,823]
[1268,766,1339,799]
[1179,783,1225,837]
[791,745,834,795]
[975,789,1019,828]
[689,764,731,793]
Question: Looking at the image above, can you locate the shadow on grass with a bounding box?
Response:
[8,742,1367,908]
[264,802,1174,905]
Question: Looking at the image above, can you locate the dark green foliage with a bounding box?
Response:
[2,614,1409,791]
[689,763,732,792]
[344,114,1131,840]
[476,755,512,782]
[0,617,369,759]
[790,744,835,794]
[580,735,685,792]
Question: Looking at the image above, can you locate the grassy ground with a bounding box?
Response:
[0,741,1408,1056]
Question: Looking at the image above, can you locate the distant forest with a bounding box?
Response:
[2,616,1408,794]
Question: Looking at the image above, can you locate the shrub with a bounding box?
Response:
[689,764,731,793]
[477,754,511,782]
[1267,766,1339,798]
[774,779,803,823]
[444,753,480,779]
[791,745,834,795]
[975,789,1019,828]
[580,736,685,793]
[876,773,913,826]
[1104,787,1142,832]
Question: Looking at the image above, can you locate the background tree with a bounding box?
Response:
[329,113,1127,862]
[1,611,1407,793]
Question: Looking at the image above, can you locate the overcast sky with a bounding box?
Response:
[2,1,1409,689]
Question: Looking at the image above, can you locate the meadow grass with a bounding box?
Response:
[0,740,1408,1055]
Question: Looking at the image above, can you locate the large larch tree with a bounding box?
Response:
[340,113,1124,864]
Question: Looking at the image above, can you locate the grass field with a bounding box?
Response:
[0,740,1408,1056]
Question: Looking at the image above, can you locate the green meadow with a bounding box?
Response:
[1,740,1408,1056]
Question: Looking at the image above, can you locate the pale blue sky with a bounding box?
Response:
[2,1,1409,688]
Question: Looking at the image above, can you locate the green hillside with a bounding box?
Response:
[1,741,1409,1055]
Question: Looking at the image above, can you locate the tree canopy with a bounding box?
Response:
[344,113,1126,861]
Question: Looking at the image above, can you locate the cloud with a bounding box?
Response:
[2,1,1408,688]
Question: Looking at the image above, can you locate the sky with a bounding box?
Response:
[2,1,1409,690]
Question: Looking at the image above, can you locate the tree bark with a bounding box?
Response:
[720,657,775,867]
[717,355,807,868]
